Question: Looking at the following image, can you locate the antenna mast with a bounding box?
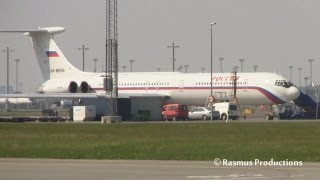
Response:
[105,0,118,115]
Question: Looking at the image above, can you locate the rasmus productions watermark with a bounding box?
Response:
[213,158,303,167]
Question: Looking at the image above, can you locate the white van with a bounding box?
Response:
[212,102,239,120]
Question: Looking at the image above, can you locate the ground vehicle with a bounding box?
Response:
[278,104,305,119]
[265,103,306,120]
[162,104,188,121]
[188,107,220,120]
[212,102,239,120]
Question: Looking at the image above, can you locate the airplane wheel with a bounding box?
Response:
[265,114,273,120]
[265,115,269,120]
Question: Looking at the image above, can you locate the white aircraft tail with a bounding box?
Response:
[0,27,83,80]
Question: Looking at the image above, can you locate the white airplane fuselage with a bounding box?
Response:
[38,71,300,106]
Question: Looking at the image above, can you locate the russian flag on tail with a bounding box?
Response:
[46,51,59,57]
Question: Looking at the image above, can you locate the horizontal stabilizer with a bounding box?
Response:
[0,27,65,35]
[0,92,171,99]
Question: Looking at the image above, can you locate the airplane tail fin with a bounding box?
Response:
[0,27,83,80]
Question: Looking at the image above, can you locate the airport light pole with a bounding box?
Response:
[317,84,319,120]
[15,58,20,92]
[167,42,179,72]
[233,65,239,72]
[289,65,293,82]
[219,57,224,72]
[122,65,126,72]
[312,83,319,120]
[184,65,189,73]
[129,59,134,72]
[304,77,309,87]
[101,61,104,72]
[308,59,314,86]
[3,47,13,94]
[253,65,258,72]
[78,45,89,71]
[3,47,13,111]
[18,82,23,93]
[298,67,302,87]
[92,58,98,72]
[210,22,216,122]
[239,59,245,72]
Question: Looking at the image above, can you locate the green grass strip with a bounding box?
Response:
[0,122,319,161]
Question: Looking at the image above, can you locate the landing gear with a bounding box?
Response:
[221,114,228,121]
[265,114,274,120]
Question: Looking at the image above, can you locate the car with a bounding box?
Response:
[161,104,189,121]
[212,102,239,120]
[188,107,220,120]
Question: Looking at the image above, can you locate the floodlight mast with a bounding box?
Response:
[106,0,118,115]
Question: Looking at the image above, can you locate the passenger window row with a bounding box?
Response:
[119,82,170,86]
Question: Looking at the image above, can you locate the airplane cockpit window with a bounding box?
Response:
[274,80,294,88]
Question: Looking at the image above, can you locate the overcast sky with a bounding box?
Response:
[1,0,320,92]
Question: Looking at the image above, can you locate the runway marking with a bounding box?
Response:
[187,174,304,179]
[0,159,319,171]
[0,161,215,170]
[187,174,263,179]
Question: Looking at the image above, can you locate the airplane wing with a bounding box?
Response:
[0,92,171,99]
[0,93,101,98]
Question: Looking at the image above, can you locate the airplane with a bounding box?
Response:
[0,27,300,106]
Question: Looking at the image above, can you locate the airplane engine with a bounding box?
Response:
[68,81,78,93]
[80,81,90,93]
[37,81,78,93]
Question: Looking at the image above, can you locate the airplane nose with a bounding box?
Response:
[287,86,301,101]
